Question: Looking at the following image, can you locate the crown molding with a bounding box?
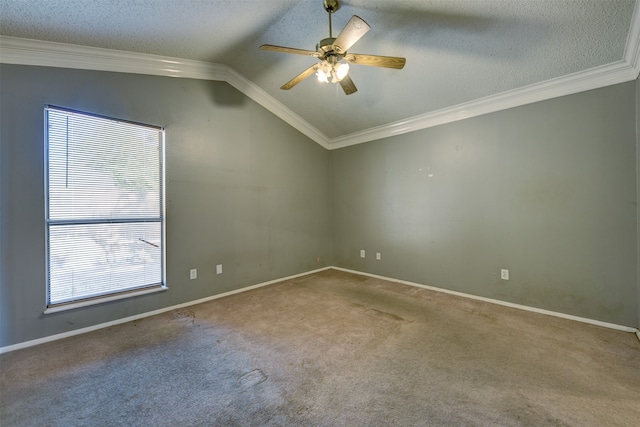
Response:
[1,26,638,151]
[0,36,229,80]
[624,0,640,77]
[0,36,331,148]
[224,67,330,148]
[328,59,637,149]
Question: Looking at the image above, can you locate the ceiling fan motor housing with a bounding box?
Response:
[317,37,343,59]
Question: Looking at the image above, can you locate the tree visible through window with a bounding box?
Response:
[45,106,165,308]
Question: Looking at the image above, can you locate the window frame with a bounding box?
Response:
[43,105,167,313]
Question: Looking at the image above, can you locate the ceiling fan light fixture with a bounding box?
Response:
[316,59,349,83]
[316,60,330,82]
[335,62,349,81]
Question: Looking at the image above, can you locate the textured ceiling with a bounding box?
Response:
[0,0,636,139]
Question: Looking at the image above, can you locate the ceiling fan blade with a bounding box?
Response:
[332,15,370,54]
[281,64,319,90]
[339,75,357,95]
[260,44,320,58]
[345,53,406,69]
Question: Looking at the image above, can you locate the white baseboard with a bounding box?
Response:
[1,265,636,354]
[0,267,331,354]
[332,267,638,334]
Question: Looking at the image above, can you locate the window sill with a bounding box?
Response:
[43,285,167,314]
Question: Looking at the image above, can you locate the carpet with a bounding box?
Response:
[1,269,639,426]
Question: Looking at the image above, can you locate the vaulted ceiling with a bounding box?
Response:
[1,0,638,148]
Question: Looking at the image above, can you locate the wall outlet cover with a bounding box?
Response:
[501,269,509,280]
[190,269,197,280]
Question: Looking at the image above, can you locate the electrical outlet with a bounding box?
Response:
[360,249,365,258]
[376,252,381,260]
[190,269,197,280]
[501,269,509,280]
[216,264,223,275]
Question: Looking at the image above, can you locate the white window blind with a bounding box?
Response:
[45,106,165,307]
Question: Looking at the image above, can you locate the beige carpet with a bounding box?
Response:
[2,269,639,426]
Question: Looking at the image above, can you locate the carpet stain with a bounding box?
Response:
[172,309,196,324]
[365,308,406,322]
[239,369,268,387]
[502,397,571,426]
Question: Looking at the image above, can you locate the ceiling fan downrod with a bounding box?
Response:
[324,0,339,38]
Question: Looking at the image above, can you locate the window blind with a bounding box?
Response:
[45,106,165,306]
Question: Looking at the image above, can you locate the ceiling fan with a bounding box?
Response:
[260,0,406,95]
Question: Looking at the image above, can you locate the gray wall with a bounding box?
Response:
[0,64,332,347]
[1,64,637,348]
[331,82,638,327]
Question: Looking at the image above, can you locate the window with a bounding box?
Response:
[45,106,165,310]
